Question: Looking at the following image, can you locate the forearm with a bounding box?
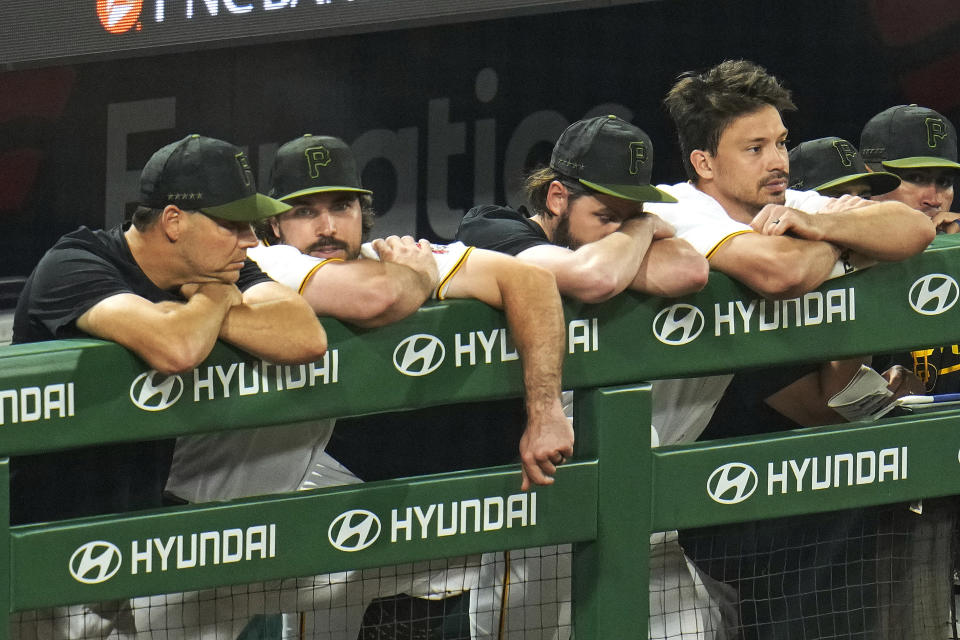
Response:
[630,237,709,297]
[303,259,433,327]
[764,357,870,427]
[501,265,573,488]
[353,262,434,327]
[712,233,842,299]
[565,218,656,302]
[78,287,235,374]
[501,266,565,414]
[220,293,327,364]
[817,201,934,261]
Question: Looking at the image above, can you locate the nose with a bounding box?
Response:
[920,184,943,211]
[768,144,788,173]
[237,223,258,249]
[313,211,336,236]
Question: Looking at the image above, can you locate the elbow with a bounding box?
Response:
[668,255,710,296]
[749,256,814,300]
[298,325,328,362]
[351,279,411,324]
[881,204,936,259]
[564,267,622,304]
[759,274,813,300]
[146,341,209,375]
[911,216,937,253]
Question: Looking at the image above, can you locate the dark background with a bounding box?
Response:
[2,0,959,294]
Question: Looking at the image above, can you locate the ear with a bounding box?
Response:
[690,149,714,181]
[545,180,567,217]
[269,216,282,242]
[158,205,183,242]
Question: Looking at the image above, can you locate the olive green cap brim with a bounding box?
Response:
[278,185,373,203]
[201,193,291,221]
[815,171,901,196]
[882,156,960,171]
[579,179,677,203]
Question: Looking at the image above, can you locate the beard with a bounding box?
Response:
[552,210,583,250]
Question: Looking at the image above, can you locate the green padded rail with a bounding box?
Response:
[3,237,960,636]
[2,235,960,456]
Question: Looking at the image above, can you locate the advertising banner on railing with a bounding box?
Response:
[11,464,597,608]
[652,408,960,529]
[2,239,960,454]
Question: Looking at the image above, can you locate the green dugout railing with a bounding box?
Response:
[3,234,960,637]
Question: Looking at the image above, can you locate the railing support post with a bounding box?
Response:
[1,458,10,640]
[572,384,653,638]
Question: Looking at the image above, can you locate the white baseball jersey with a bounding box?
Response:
[165,241,475,504]
[644,183,862,446]
[247,240,474,300]
[644,182,831,258]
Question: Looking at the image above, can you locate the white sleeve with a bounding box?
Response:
[430,242,474,299]
[645,182,754,257]
[247,243,336,293]
[785,188,832,213]
[359,241,473,299]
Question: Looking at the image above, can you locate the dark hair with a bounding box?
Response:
[130,205,164,231]
[523,167,592,217]
[254,192,376,245]
[663,60,797,181]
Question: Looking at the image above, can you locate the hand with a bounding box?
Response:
[931,211,960,234]
[750,204,825,240]
[882,365,926,398]
[518,405,574,491]
[819,194,871,213]
[622,214,676,241]
[372,235,439,285]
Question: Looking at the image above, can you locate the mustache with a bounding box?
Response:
[761,170,789,186]
[306,237,349,253]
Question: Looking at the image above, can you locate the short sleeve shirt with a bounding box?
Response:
[644,182,832,258]
[248,241,474,300]
[455,205,550,256]
[10,225,271,524]
[13,226,271,343]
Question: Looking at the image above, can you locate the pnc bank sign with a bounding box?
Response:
[96,0,320,35]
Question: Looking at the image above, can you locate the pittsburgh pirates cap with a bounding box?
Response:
[860,105,960,172]
[140,134,289,222]
[788,137,901,195]
[550,115,677,203]
[268,134,373,202]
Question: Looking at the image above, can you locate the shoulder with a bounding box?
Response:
[785,188,831,212]
[248,243,324,291]
[645,184,751,257]
[456,205,548,255]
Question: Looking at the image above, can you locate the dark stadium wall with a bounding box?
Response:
[1,0,958,282]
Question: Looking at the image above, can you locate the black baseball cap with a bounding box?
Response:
[860,105,960,172]
[140,134,289,221]
[268,134,372,202]
[550,115,676,203]
[788,137,901,195]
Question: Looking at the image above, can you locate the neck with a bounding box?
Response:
[695,181,759,225]
[124,226,185,291]
[529,212,554,242]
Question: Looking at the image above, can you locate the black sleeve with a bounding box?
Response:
[456,205,551,256]
[23,246,136,339]
[237,258,273,291]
